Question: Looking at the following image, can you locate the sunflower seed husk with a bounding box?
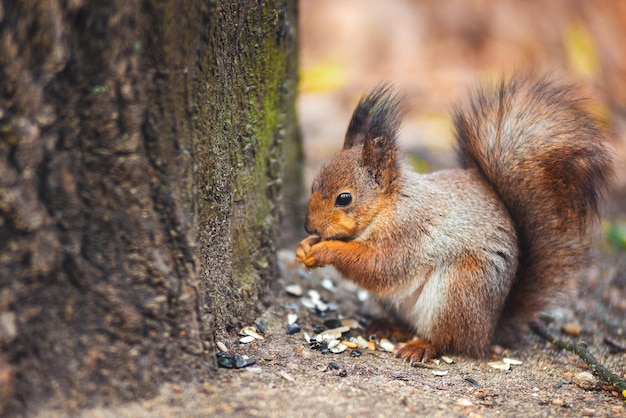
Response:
[285,284,303,297]
[239,335,256,344]
[487,360,510,371]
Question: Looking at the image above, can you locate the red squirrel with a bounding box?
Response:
[295,75,614,362]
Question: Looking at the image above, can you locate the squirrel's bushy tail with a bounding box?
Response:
[454,75,613,340]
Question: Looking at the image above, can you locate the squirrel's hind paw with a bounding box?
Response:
[395,339,438,363]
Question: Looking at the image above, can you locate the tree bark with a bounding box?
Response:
[0,0,300,414]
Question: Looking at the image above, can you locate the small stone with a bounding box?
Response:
[313,325,325,333]
[254,320,268,334]
[217,354,235,368]
[572,371,597,390]
[286,323,301,335]
[350,349,362,357]
[233,355,248,368]
[551,398,565,406]
[323,318,342,329]
[561,322,582,336]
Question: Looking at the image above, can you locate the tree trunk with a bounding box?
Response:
[0,0,300,414]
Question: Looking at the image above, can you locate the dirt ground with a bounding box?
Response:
[43,248,625,417]
[38,1,626,416]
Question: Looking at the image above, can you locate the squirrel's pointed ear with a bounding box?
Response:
[343,84,403,150]
[362,135,399,189]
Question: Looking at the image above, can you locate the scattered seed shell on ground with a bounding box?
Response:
[321,278,336,292]
[308,289,321,301]
[240,326,264,340]
[367,341,377,351]
[340,318,360,329]
[278,371,295,382]
[440,355,455,364]
[357,289,369,301]
[287,313,298,325]
[327,339,341,349]
[561,322,582,336]
[502,357,523,365]
[316,301,329,312]
[285,284,303,297]
[379,339,395,352]
[456,398,474,407]
[573,371,597,390]
[487,360,510,371]
[432,370,448,376]
[216,341,228,352]
[341,340,358,349]
[330,344,347,353]
[355,336,370,349]
[239,335,256,344]
[318,326,350,341]
[301,298,316,309]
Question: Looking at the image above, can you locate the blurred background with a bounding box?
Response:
[297,0,626,196]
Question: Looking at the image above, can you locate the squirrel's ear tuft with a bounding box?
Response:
[343,84,405,150]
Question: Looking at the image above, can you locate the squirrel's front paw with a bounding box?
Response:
[295,236,322,271]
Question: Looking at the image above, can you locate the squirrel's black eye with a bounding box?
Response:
[335,192,352,207]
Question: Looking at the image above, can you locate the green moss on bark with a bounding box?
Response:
[196,0,300,328]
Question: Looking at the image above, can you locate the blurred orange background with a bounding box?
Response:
[298,0,626,191]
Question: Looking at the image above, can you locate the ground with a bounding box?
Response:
[40,247,625,417]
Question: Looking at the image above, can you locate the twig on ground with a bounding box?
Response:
[530,320,626,401]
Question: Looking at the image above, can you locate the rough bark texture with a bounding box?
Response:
[198,0,301,332]
[0,0,300,415]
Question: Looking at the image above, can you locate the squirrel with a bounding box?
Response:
[295,75,614,362]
